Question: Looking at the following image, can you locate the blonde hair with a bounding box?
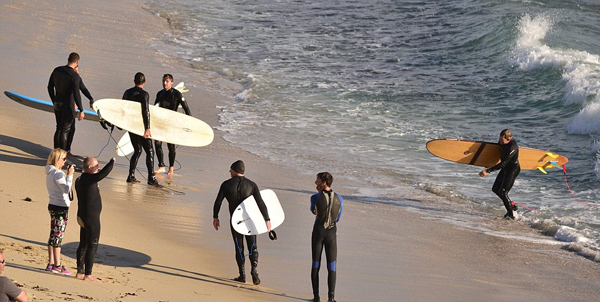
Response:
[47,148,67,168]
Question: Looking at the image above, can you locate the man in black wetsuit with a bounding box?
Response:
[154,74,191,175]
[122,72,160,187]
[479,129,520,220]
[65,65,94,155]
[310,172,343,302]
[75,156,115,281]
[47,52,86,151]
[212,160,271,285]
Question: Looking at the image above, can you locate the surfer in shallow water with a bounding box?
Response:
[153,74,191,176]
[212,160,271,285]
[479,129,520,220]
[122,72,160,187]
[310,172,343,302]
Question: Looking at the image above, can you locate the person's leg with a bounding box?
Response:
[231,227,246,282]
[141,138,158,185]
[324,228,338,302]
[127,133,142,182]
[66,119,76,153]
[311,226,325,302]
[245,235,260,285]
[167,143,177,172]
[76,226,87,279]
[84,220,101,279]
[53,109,61,149]
[58,108,74,151]
[154,140,166,173]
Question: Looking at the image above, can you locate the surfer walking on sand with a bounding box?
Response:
[122,72,161,187]
[75,156,115,281]
[479,129,520,220]
[310,172,343,302]
[154,74,191,176]
[212,160,271,285]
[47,52,86,152]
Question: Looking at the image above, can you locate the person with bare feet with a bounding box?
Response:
[75,157,115,281]
[0,250,28,302]
[154,74,191,176]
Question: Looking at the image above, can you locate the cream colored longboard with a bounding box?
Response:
[231,190,285,235]
[426,139,568,171]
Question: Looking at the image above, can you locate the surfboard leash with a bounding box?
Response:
[561,164,600,206]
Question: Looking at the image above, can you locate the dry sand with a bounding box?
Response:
[1,0,600,301]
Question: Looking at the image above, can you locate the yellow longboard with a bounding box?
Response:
[426,139,568,172]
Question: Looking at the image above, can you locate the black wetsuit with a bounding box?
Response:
[486,139,520,218]
[154,88,191,168]
[122,87,155,181]
[75,158,114,276]
[66,79,94,152]
[47,65,84,150]
[310,190,343,302]
[213,176,270,277]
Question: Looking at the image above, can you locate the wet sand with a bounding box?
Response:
[1,0,600,301]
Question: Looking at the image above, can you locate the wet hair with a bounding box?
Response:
[68,52,80,64]
[47,148,67,168]
[134,72,146,85]
[163,74,174,81]
[316,172,333,187]
[230,160,245,174]
[500,129,513,140]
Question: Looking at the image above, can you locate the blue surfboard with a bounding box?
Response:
[4,91,100,122]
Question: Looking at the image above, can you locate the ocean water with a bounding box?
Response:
[146,0,600,257]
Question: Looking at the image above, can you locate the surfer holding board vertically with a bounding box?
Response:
[212,160,271,285]
[479,129,520,220]
[122,72,161,187]
[153,74,191,176]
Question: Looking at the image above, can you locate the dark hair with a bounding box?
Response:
[316,172,333,187]
[163,74,174,81]
[68,52,80,64]
[134,72,146,85]
[500,129,513,140]
[230,160,245,174]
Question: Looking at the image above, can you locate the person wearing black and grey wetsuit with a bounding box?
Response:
[212,160,270,285]
[122,72,159,186]
[154,74,191,173]
[310,172,343,302]
[47,52,85,151]
[480,129,520,219]
[75,157,114,279]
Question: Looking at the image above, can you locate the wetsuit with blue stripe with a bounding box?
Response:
[486,139,520,218]
[213,176,270,277]
[310,190,343,302]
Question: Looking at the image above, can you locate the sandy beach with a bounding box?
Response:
[1,0,600,301]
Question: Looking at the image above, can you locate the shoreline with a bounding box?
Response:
[1,1,600,301]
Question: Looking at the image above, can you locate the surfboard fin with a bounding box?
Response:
[545,152,559,159]
[537,167,548,174]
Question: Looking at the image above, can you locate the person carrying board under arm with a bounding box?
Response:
[122,72,160,187]
[154,74,191,176]
[479,129,520,220]
[310,172,343,302]
[212,160,271,285]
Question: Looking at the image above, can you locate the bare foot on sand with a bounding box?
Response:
[75,273,85,280]
[168,167,174,175]
[154,166,166,174]
[83,275,100,282]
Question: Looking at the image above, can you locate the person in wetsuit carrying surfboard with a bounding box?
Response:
[479,129,520,220]
[153,74,191,176]
[122,72,160,187]
[310,172,343,302]
[212,160,271,285]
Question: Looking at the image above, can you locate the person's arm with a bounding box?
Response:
[14,289,27,302]
[336,193,344,223]
[54,170,74,194]
[140,92,151,138]
[154,91,161,106]
[72,74,84,120]
[4,278,27,302]
[310,194,318,215]
[86,158,115,183]
[47,72,56,103]
[252,184,271,231]
[79,79,93,105]
[178,91,192,116]
[486,145,517,174]
[212,184,226,230]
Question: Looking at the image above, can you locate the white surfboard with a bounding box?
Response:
[231,189,285,236]
[115,82,189,156]
[94,98,213,147]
